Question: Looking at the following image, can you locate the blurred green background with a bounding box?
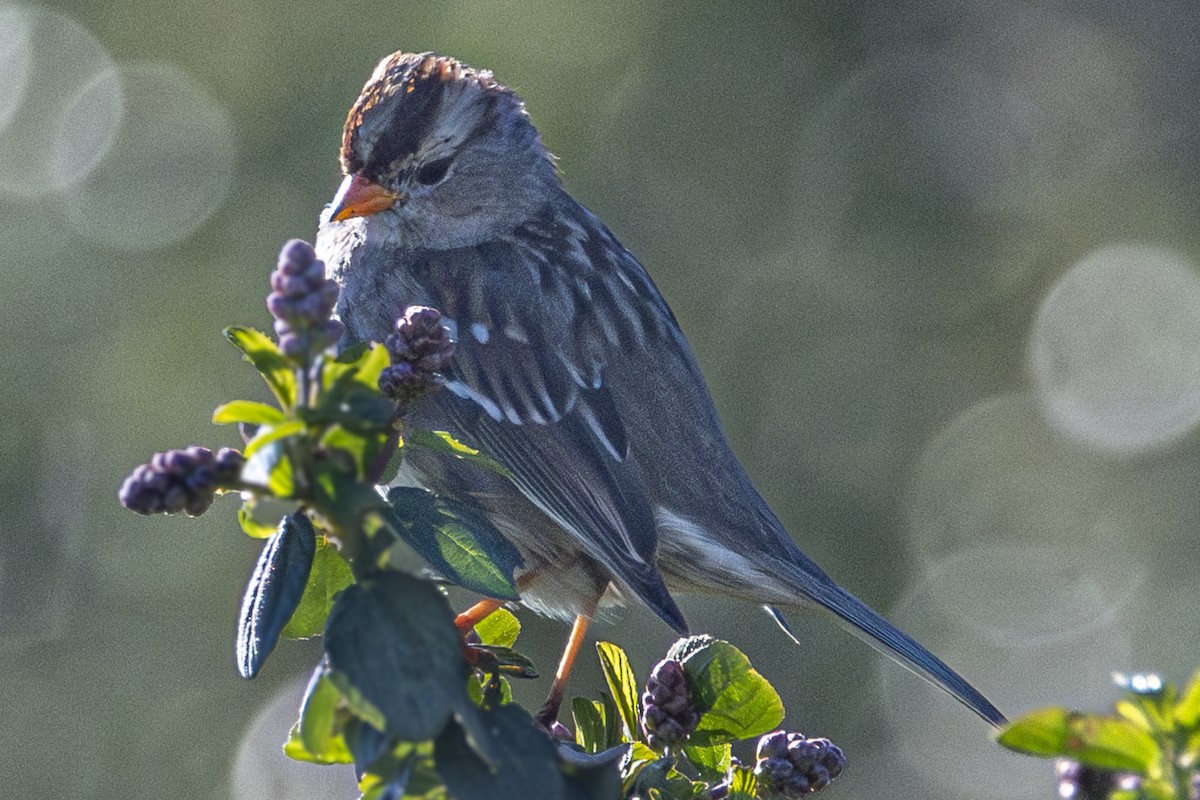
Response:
[4,1,1200,797]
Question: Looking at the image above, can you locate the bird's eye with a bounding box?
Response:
[415,157,453,186]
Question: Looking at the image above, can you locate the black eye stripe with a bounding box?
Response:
[415,157,453,185]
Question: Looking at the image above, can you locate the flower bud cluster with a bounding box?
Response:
[378,305,456,407]
[754,730,844,797]
[268,239,343,360]
[119,446,245,516]
[640,659,701,749]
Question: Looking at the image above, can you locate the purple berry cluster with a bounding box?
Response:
[268,239,343,360]
[378,305,456,407]
[754,730,844,797]
[640,659,701,749]
[119,446,245,516]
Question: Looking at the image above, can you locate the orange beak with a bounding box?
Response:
[329,173,404,222]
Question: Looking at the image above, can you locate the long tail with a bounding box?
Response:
[766,573,1007,728]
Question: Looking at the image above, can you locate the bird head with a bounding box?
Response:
[326,51,559,249]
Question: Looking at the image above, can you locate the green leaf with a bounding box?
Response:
[381,487,522,600]
[572,697,607,753]
[320,425,388,479]
[320,344,392,418]
[670,636,784,747]
[997,707,1163,776]
[296,665,348,760]
[467,671,513,707]
[212,399,286,426]
[599,692,625,750]
[283,721,353,765]
[473,607,520,648]
[683,742,731,781]
[1175,667,1200,729]
[327,341,390,388]
[406,428,510,478]
[323,572,469,741]
[595,642,641,743]
[244,419,306,457]
[282,539,355,639]
[237,498,280,539]
[225,326,297,408]
[727,763,758,800]
[241,437,295,497]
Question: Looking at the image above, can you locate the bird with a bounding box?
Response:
[315,50,1006,729]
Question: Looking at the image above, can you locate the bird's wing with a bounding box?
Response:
[412,219,687,633]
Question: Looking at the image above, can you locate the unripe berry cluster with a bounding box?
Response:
[754,730,844,797]
[378,305,456,407]
[268,239,343,360]
[640,659,701,749]
[119,446,244,516]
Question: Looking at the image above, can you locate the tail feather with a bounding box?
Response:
[767,577,1007,728]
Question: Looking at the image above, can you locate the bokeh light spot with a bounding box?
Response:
[231,677,359,800]
[1030,243,1200,454]
[64,61,235,250]
[0,6,33,133]
[0,5,119,196]
[906,393,1132,562]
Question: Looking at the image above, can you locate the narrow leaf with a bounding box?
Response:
[224,326,296,408]
[212,400,286,426]
[727,763,758,800]
[595,642,641,743]
[599,692,624,750]
[572,697,606,753]
[235,512,316,678]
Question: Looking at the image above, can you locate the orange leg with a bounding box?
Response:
[454,598,506,634]
[536,599,599,727]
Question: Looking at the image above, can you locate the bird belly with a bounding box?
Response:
[653,506,801,606]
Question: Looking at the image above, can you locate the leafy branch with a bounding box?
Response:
[118,239,846,799]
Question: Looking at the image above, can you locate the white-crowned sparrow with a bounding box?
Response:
[316,51,1004,727]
